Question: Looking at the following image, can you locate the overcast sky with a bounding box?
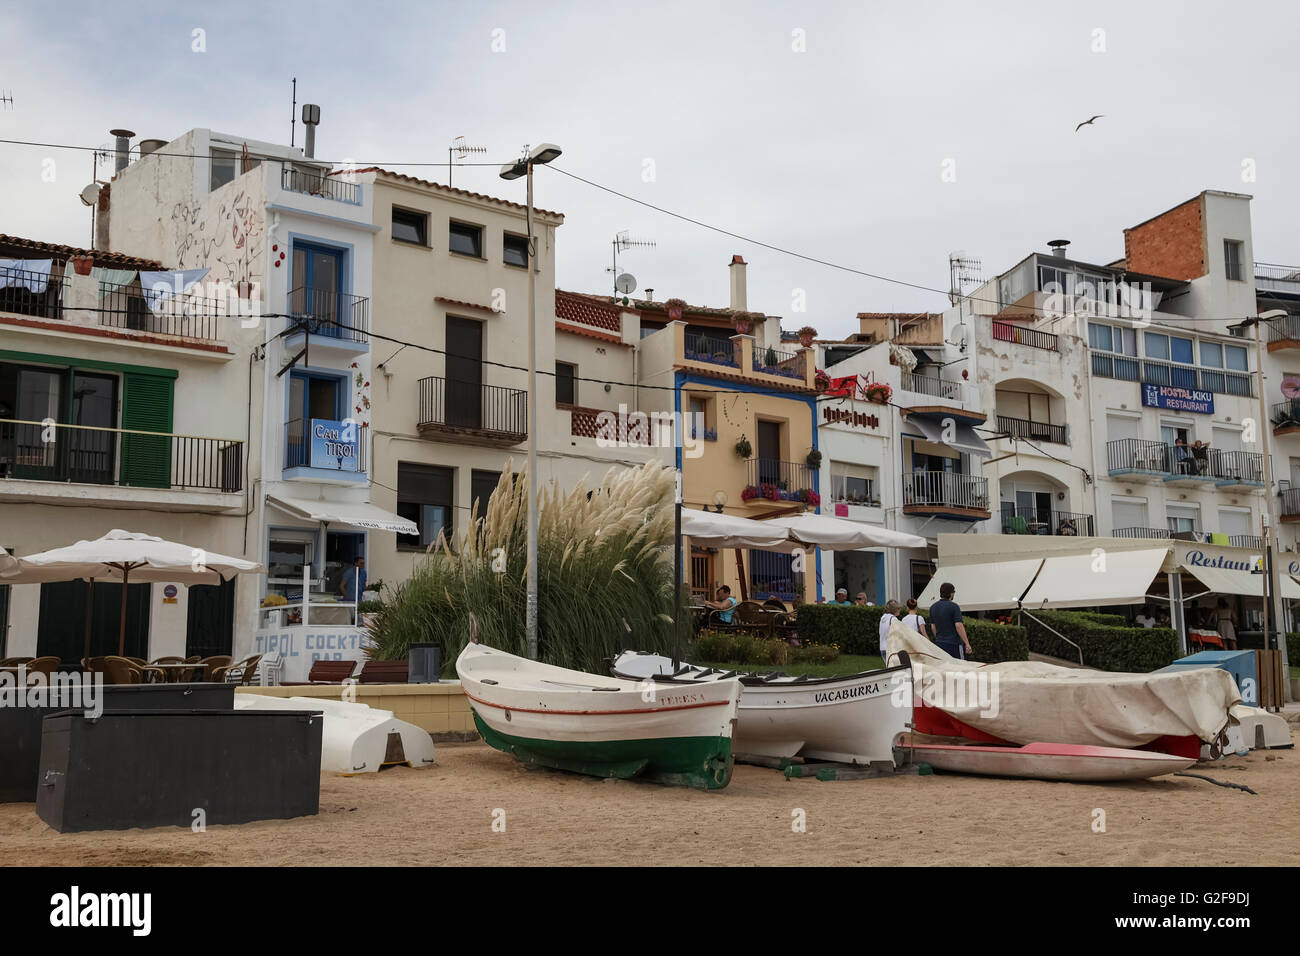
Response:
[3,1,1298,336]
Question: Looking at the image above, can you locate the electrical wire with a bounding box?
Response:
[0,138,512,168]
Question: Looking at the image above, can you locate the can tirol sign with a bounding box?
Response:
[309,419,360,471]
[1141,383,1214,415]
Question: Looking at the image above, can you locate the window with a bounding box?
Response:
[449,221,483,258]
[1201,342,1222,368]
[286,371,345,469]
[470,469,501,519]
[1111,497,1148,532]
[1224,240,1244,281]
[503,233,529,268]
[1169,336,1193,365]
[1217,508,1250,538]
[1225,344,1248,371]
[555,362,576,406]
[210,149,238,191]
[397,463,453,550]
[391,207,428,246]
[1145,332,1169,360]
[1167,504,1200,536]
[1089,323,1136,355]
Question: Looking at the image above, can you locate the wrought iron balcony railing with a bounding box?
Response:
[99,279,228,342]
[287,287,369,342]
[281,166,361,204]
[417,376,527,444]
[1090,352,1253,397]
[0,267,63,320]
[901,471,989,511]
[1000,507,1094,536]
[991,320,1059,352]
[996,414,1068,444]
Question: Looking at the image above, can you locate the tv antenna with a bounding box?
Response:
[448,136,487,186]
[0,92,13,110]
[948,252,982,307]
[606,231,656,296]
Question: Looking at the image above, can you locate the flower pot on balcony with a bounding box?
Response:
[665,298,686,322]
[70,255,94,276]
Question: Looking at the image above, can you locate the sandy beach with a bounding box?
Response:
[1,725,1295,867]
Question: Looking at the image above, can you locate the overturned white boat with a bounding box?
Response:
[611,650,913,766]
[234,693,436,774]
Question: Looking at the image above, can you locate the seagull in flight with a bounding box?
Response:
[1075,114,1103,132]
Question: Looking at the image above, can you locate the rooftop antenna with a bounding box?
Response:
[606,230,656,297]
[448,137,487,186]
[0,92,13,110]
[290,77,297,148]
[948,252,982,307]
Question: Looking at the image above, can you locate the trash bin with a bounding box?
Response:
[408,643,441,684]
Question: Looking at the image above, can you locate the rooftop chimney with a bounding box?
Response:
[644,288,654,302]
[1048,239,1070,259]
[301,104,321,159]
[109,128,135,173]
[729,254,747,312]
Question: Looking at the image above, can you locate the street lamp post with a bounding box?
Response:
[501,144,562,660]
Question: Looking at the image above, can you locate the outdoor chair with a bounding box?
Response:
[195,655,233,682]
[357,660,409,684]
[24,656,60,678]
[735,601,777,637]
[99,656,146,685]
[213,655,262,685]
[1007,515,1031,535]
[704,609,740,632]
[152,656,184,665]
[0,656,34,667]
[762,598,788,612]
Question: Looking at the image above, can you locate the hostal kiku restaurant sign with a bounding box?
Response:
[823,407,879,430]
[1142,383,1214,415]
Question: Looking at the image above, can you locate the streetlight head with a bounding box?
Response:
[1260,309,1288,320]
[498,161,526,181]
[529,143,563,165]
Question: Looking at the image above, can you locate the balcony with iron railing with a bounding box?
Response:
[1271,399,1300,436]
[683,331,739,368]
[286,287,370,344]
[671,325,813,389]
[743,459,816,507]
[1280,488,1300,522]
[280,166,362,205]
[901,471,990,520]
[0,419,243,503]
[417,376,527,446]
[991,320,1059,352]
[750,343,803,379]
[1113,526,1176,539]
[1264,311,1300,351]
[1229,534,1263,550]
[99,279,229,343]
[0,267,63,321]
[1000,507,1094,536]
[1106,439,1263,490]
[899,370,966,402]
[1255,261,1300,296]
[1089,352,1253,397]
[995,414,1068,445]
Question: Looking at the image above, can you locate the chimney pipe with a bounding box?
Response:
[644,288,654,302]
[1048,239,1070,259]
[109,129,135,173]
[728,254,747,312]
[301,104,321,159]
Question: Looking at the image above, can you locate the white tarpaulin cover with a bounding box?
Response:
[917,558,1044,611]
[886,620,1240,747]
[268,495,418,535]
[761,512,927,550]
[1018,547,1168,609]
[679,509,789,549]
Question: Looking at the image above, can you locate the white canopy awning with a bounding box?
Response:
[268,495,417,535]
[917,558,1045,611]
[902,414,992,459]
[1184,563,1300,601]
[1019,548,1169,609]
[679,509,790,549]
[762,512,927,550]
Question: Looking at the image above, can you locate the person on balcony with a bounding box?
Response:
[1056,517,1078,536]
[1174,438,1196,475]
[1192,440,1211,475]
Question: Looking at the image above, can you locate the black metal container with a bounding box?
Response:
[408,643,441,683]
[0,682,234,803]
[36,709,322,832]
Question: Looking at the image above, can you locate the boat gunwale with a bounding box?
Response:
[610,654,912,688]
[462,687,737,718]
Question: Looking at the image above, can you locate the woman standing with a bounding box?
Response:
[878,599,902,660]
[901,598,926,636]
[1214,597,1237,650]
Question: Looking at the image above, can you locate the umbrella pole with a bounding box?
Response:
[83,577,95,662]
[734,549,748,602]
[118,565,130,657]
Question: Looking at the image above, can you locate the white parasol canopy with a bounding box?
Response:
[761,512,928,551]
[679,508,790,549]
[0,529,263,657]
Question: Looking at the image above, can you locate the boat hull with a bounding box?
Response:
[909,741,1197,782]
[458,643,741,790]
[611,651,912,765]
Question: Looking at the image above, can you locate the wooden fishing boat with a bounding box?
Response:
[907,740,1197,782]
[456,641,742,790]
[610,650,912,766]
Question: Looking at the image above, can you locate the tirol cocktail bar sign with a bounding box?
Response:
[1141,383,1214,415]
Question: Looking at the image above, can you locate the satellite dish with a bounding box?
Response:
[614,273,637,296]
[79,183,102,207]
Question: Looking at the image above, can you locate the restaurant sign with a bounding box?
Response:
[309,418,361,471]
[823,407,880,430]
[1141,383,1214,415]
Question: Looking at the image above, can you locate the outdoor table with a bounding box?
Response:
[150,662,204,683]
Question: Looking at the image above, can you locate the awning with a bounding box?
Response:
[902,414,992,459]
[917,558,1044,611]
[1019,548,1169,609]
[680,509,789,549]
[1184,562,1300,601]
[268,494,417,535]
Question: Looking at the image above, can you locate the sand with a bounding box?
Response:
[2,729,1296,867]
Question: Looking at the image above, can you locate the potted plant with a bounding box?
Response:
[69,254,94,276]
[864,381,892,404]
[664,297,687,321]
[805,449,822,470]
[764,346,778,368]
[733,311,757,335]
[797,325,818,348]
[735,435,752,459]
[814,369,831,392]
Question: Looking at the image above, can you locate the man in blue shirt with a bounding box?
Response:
[928,582,972,659]
[706,585,738,624]
[339,556,367,603]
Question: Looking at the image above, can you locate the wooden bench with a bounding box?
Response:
[282,659,359,685]
[357,660,409,684]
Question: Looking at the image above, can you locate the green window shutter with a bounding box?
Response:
[120,375,174,488]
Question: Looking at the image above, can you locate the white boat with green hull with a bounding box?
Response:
[456,641,742,790]
[611,650,913,766]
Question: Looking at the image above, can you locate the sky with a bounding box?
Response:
[2,0,1299,338]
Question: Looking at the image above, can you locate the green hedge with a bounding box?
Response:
[1236,631,1300,662]
[694,629,839,666]
[793,604,1028,662]
[1021,609,1179,672]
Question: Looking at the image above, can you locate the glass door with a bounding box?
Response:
[446,316,483,429]
[68,373,117,484]
[291,243,344,336]
[12,366,62,479]
[287,372,342,468]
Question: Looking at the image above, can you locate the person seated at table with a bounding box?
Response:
[1174,438,1196,474]
[853,592,869,606]
[1155,609,1171,628]
[1056,517,1077,536]
[1134,606,1156,628]
[704,585,739,624]
[829,587,852,606]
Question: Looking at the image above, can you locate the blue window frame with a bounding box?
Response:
[290,240,348,339]
[285,370,347,469]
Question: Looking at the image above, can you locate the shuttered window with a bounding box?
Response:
[119,374,173,488]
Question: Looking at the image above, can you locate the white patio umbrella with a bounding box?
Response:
[762,512,928,551]
[0,529,263,658]
[679,508,791,548]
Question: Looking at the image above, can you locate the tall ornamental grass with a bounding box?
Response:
[369,460,686,675]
